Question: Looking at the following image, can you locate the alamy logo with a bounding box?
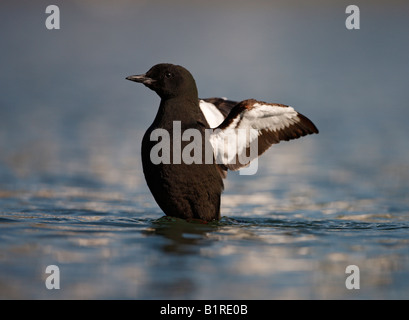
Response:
[149,121,259,175]
[45,5,60,30]
[345,265,360,290]
[45,265,60,289]
[345,5,360,30]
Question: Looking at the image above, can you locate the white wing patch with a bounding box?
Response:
[242,103,300,132]
[207,99,318,171]
[199,100,225,128]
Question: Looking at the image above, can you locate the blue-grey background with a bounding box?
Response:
[1,0,408,299]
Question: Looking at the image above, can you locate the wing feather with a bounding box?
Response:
[209,99,319,171]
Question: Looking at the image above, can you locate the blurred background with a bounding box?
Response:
[1,0,408,299]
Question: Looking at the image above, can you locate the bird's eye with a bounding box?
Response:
[164,72,173,79]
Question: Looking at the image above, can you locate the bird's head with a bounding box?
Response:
[126,63,198,100]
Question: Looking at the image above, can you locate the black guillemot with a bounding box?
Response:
[126,63,318,222]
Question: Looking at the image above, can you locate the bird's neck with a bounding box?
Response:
[152,96,203,129]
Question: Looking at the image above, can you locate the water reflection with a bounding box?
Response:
[144,217,218,255]
[139,213,409,297]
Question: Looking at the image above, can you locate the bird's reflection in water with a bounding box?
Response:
[143,216,220,255]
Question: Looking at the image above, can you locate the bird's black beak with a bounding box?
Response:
[126,74,155,85]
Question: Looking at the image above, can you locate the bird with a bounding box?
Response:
[126,63,318,222]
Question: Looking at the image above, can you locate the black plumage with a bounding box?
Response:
[126,63,318,221]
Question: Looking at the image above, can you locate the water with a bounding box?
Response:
[1,0,409,299]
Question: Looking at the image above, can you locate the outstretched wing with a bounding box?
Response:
[207,99,319,171]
